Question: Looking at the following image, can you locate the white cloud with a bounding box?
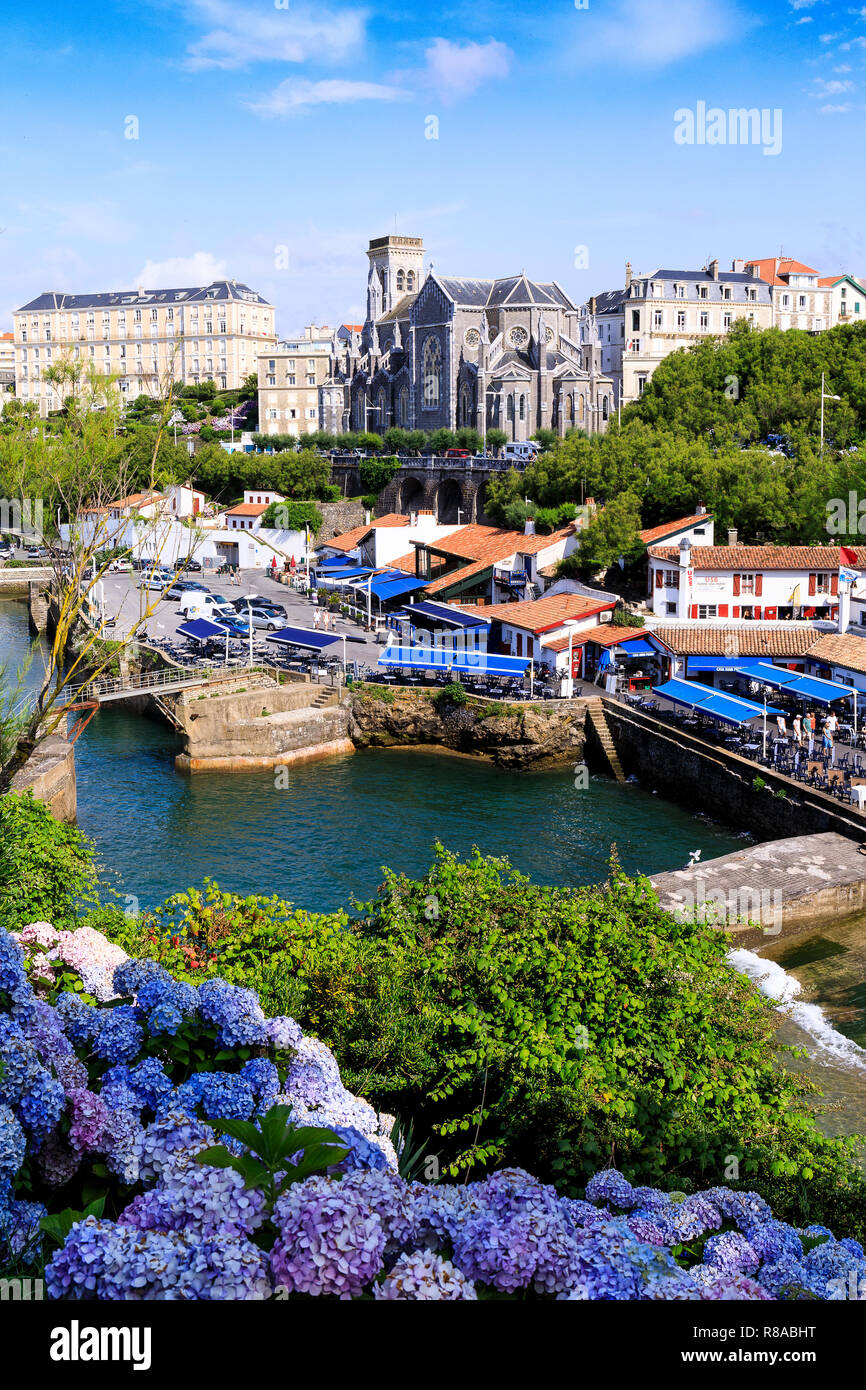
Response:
[812,77,854,94]
[795,16,813,23]
[573,0,750,67]
[132,252,228,287]
[418,38,512,100]
[179,0,366,71]
[789,0,819,8]
[246,78,408,118]
[820,102,852,112]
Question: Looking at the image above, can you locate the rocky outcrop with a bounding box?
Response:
[11,726,77,821]
[348,687,588,769]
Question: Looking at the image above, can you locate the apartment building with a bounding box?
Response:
[743,257,831,333]
[258,325,360,438]
[0,332,15,388]
[647,538,866,623]
[817,273,866,328]
[586,259,773,407]
[13,280,276,417]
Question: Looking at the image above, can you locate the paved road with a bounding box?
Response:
[93,568,388,670]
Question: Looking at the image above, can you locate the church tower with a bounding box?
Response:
[365,235,425,323]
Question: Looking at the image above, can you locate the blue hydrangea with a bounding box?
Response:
[240,1058,280,1105]
[90,1006,143,1064]
[196,1072,257,1121]
[0,1105,27,1183]
[53,992,100,1045]
[0,930,34,1018]
[585,1169,635,1209]
[125,1058,174,1111]
[746,1220,803,1266]
[197,979,268,1049]
[0,1196,47,1266]
[703,1230,760,1277]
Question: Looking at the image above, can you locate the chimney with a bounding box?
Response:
[524,517,536,536]
[137,286,145,296]
[696,502,707,515]
[709,259,719,281]
[728,528,738,547]
[732,258,745,274]
[625,261,632,290]
[589,295,597,315]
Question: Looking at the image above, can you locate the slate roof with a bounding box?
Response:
[648,545,866,570]
[592,289,627,317]
[16,281,272,313]
[432,274,576,311]
[377,294,419,324]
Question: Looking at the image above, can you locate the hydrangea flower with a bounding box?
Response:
[197,979,268,1049]
[266,1015,303,1051]
[90,1006,144,1065]
[271,1177,385,1298]
[68,1089,111,1154]
[340,1171,415,1255]
[585,1169,635,1209]
[703,1231,760,1277]
[374,1251,478,1300]
[0,1105,27,1183]
[54,927,129,1003]
[119,1162,267,1239]
[19,922,60,949]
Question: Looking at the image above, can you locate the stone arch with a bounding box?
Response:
[399,475,426,513]
[436,476,464,524]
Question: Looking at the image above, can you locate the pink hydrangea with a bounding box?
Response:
[20,922,60,949]
[53,927,129,1002]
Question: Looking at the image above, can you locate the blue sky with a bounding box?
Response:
[2,0,865,332]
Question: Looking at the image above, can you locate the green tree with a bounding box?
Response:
[562,490,643,575]
[486,428,508,456]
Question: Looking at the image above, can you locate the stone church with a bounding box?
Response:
[320,235,615,440]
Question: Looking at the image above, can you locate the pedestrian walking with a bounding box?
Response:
[793,713,802,745]
[313,607,321,630]
[805,711,815,755]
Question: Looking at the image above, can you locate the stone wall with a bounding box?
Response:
[11,727,77,822]
[349,686,588,768]
[317,500,366,543]
[604,702,866,842]
[170,677,352,771]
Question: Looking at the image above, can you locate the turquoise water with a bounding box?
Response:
[72,705,744,914]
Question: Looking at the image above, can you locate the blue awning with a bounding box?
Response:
[401,600,490,630]
[177,618,230,642]
[738,662,852,704]
[266,626,342,651]
[652,677,783,726]
[378,646,530,677]
[318,554,357,567]
[686,656,769,673]
[368,575,428,600]
[619,638,654,656]
[317,567,370,583]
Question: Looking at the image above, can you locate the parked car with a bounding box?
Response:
[445,448,472,460]
[231,596,286,617]
[108,558,132,573]
[179,558,202,572]
[501,441,540,463]
[0,546,13,561]
[217,614,251,637]
[165,579,209,601]
[242,606,287,631]
[27,546,49,560]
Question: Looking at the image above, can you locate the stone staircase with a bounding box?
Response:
[309,687,341,710]
[586,701,627,783]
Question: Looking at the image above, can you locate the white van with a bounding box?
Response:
[501,441,540,464]
[179,593,235,623]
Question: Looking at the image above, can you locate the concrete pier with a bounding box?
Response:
[650,832,866,944]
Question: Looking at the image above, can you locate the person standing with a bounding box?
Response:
[313,606,321,631]
[823,718,834,764]
[776,713,787,738]
[805,711,815,755]
[793,713,802,745]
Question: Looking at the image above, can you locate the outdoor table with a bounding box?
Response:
[806,760,825,778]
[827,768,846,789]
[850,785,866,810]
[740,741,761,754]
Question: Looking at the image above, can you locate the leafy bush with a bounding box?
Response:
[104,849,866,1235]
[433,682,468,708]
[0,792,100,930]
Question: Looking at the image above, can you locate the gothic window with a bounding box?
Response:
[396,270,405,293]
[399,387,409,425]
[579,396,585,421]
[568,395,575,423]
[460,384,472,425]
[508,325,528,349]
[519,395,526,421]
[377,389,388,423]
[507,396,515,420]
[602,397,609,421]
[407,271,416,291]
[422,336,442,408]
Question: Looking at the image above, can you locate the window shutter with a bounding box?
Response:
[733,606,740,619]
[655,569,663,589]
[808,572,816,596]
[732,574,741,596]
[718,604,728,618]
[831,573,839,595]
[690,604,698,619]
[754,606,762,620]
[754,573,763,596]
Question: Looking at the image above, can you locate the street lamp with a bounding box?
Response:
[244,597,254,667]
[820,371,841,458]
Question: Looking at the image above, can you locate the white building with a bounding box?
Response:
[817,274,866,329]
[646,539,866,624]
[743,257,831,333]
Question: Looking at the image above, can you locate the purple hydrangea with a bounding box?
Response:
[340,1170,415,1255]
[68,1089,111,1154]
[585,1169,635,1209]
[271,1177,385,1298]
[703,1230,760,1277]
[197,979,268,1049]
[118,1162,267,1239]
[266,1015,303,1051]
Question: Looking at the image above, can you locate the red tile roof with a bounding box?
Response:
[650,626,818,657]
[805,632,866,674]
[488,592,616,634]
[424,556,494,596]
[744,257,821,287]
[225,502,269,517]
[327,512,411,552]
[542,623,651,652]
[648,545,866,570]
[423,522,575,565]
[639,514,710,545]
